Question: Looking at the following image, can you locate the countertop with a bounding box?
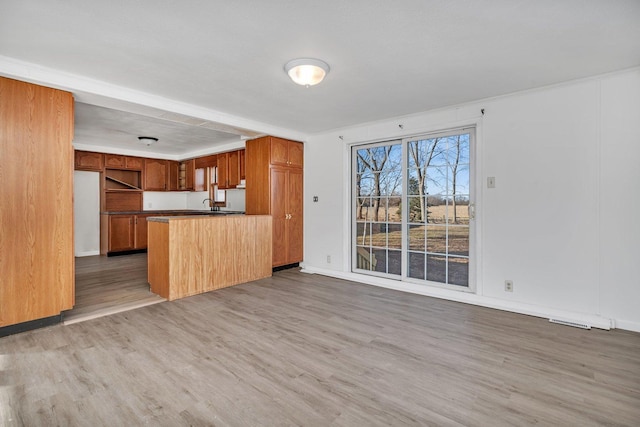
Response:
[100,209,245,215]
[148,213,246,223]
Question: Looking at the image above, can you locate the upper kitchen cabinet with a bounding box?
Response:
[104,154,143,170]
[0,77,75,328]
[217,150,241,189]
[180,159,195,191]
[144,158,169,191]
[75,150,104,171]
[270,137,303,168]
[168,160,180,191]
[239,149,246,180]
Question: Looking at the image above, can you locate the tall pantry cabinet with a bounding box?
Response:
[246,136,303,267]
[0,77,75,329]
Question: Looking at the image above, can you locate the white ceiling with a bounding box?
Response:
[1,0,639,156]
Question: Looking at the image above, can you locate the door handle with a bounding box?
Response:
[468,203,475,220]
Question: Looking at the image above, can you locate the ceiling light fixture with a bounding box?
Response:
[137,136,158,146]
[284,58,330,87]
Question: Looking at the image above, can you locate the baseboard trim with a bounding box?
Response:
[75,250,100,257]
[0,314,62,337]
[612,319,640,333]
[301,266,614,331]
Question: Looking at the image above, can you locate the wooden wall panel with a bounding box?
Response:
[245,137,271,214]
[0,77,74,327]
[148,221,170,299]
[148,216,272,301]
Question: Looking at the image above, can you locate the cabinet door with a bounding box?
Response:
[288,141,304,168]
[270,168,289,267]
[144,159,168,190]
[183,159,195,190]
[105,154,125,168]
[217,153,229,189]
[109,215,134,251]
[125,156,143,170]
[228,150,240,187]
[75,151,104,171]
[287,168,304,264]
[195,167,207,191]
[168,160,180,191]
[270,137,290,167]
[134,215,148,249]
[239,149,246,180]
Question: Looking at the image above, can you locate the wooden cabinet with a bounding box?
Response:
[103,168,143,212]
[195,167,207,191]
[101,214,149,254]
[75,150,104,171]
[246,136,304,267]
[1,77,75,327]
[270,168,304,266]
[270,137,303,168]
[108,215,135,252]
[134,215,149,249]
[144,158,168,191]
[180,159,195,191]
[105,154,143,170]
[217,150,242,189]
[168,160,180,191]
[239,149,246,180]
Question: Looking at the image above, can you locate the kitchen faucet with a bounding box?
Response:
[202,198,219,211]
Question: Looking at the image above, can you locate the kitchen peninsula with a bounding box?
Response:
[147,214,272,301]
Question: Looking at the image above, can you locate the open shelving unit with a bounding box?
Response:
[103,169,143,211]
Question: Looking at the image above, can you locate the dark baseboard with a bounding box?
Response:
[273,263,300,272]
[107,249,147,257]
[0,314,62,338]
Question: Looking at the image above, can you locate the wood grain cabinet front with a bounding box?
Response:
[168,160,180,191]
[101,214,149,254]
[134,215,149,249]
[105,155,144,170]
[75,150,104,171]
[269,137,303,168]
[181,159,195,191]
[108,215,135,252]
[217,150,241,189]
[246,136,303,267]
[144,158,168,191]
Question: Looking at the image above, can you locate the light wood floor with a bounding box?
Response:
[64,254,165,324]
[2,267,639,426]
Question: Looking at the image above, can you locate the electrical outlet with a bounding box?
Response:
[505,280,513,292]
[313,196,319,202]
[326,255,331,264]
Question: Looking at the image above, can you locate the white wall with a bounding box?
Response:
[143,191,188,210]
[185,189,246,211]
[302,68,640,332]
[74,171,100,256]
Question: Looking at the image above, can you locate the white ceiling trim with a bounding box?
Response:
[0,55,308,144]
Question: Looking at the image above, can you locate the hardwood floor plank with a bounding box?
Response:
[1,268,639,426]
[64,254,164,324]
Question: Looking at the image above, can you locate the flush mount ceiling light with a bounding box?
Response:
[137,136,158,146]
[284,58,330,87]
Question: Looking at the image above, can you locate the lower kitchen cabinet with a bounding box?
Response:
[134,215,149,249]
[101,214,149,254]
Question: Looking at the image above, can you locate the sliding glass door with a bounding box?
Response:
[352,129,474,289]
[354,141,403,277]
